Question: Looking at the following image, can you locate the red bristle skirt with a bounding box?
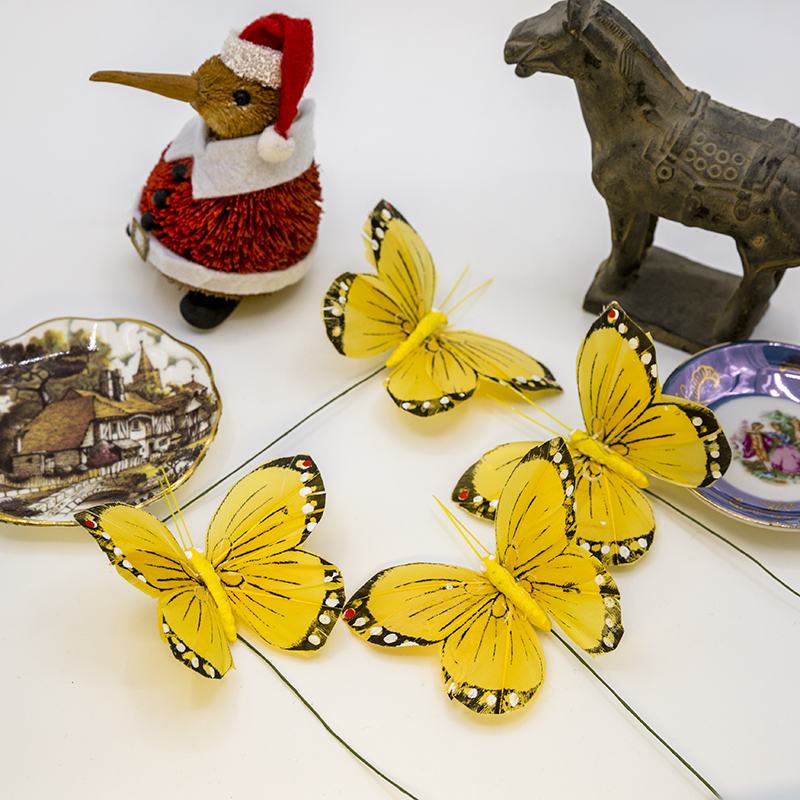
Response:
[139,152,322,280]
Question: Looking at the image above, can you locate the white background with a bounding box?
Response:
[1,1,799,798]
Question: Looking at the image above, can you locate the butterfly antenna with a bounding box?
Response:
[158,468,192,550]
[445,278,494,316]
[433,496,492,559]
[489,396,562,438]
[514,389,574,435]
[438,264,471,311]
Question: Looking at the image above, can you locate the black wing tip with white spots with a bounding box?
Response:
[256,454,326,523]
[74,502,127,529]
[572,561,625,655]
[160,617,226,679]
[284,563,346,652]
[442,668,540,715]
[694,413,732,486]
[342,569,437,648]
[504,363,562,395]
[649,401,732,486]
[321,272,358,355]
[385,383,474,417]
[75,503,133,565]
[369,200,409,229]
[591,302,660,392]
[585,589,624,655]
[575,529,655,567]
[365,200,412,267]
[517,439,578,531]
[451,463,499,521]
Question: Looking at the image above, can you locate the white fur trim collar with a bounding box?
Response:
[165,98,315,199]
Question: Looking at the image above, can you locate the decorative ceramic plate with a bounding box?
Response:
[0,318,221,526]
[664,341,800,529]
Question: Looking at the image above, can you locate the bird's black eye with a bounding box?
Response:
[233,90,251,107]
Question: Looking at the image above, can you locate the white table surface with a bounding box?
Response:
[1,1,799,798]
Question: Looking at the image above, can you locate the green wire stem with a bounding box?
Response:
[238,635,420,800]
[646,489,800,600]
[552,630,721,798]
[166,365,386,520]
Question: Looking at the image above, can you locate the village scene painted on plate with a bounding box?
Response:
[0,318,220,525]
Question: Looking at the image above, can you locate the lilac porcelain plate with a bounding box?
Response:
[0,318,221,526]
[664,341,800,529]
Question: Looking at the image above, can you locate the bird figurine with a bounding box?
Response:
[91,13,322,328]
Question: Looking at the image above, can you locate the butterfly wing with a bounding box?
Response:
[344,563,544,714]
[363,199,436,324]
[384,327,560,417]
[206,456,344,652]
[441,329,560,397]
[321,200,437,364]
[577,303,731,487]
[76,503,191,598]
[322,272,408,358]
[495,439,624,654]
[454,441,655,566]
[158,586,234,679]
[75,504,233,678]
[452,441,539,519]
[572,454,655,566]
[345,563,490,646]
[384,336,478,415]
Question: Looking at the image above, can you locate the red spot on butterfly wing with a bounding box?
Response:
[458,490,469,501]
[343,608,356,621]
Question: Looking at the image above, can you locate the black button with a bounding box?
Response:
[171,163,188,181]
[153,188,170,209]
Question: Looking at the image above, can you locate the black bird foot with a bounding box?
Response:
[180,291,240,329]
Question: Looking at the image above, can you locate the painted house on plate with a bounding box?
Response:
[11,348,212,478]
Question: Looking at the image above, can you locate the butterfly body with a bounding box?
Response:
[184,547,238,642]
[76,455,344,678]
[384,309,447,369]
[482,556,551,630]
[568,429,650,488]
[322,200,559,416]
[453,303,731,566]
[345,439,622,715]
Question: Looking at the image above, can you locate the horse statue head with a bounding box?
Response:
[505,0,687,99]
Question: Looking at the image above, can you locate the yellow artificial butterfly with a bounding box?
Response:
[74,456,344,679]
[343,439,623,715]
[321,200,560,416]
[453,303,731,566]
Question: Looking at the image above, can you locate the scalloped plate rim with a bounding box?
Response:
[664,339,800,531]
[0,316,221,527]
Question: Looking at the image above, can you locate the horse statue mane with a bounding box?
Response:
[505,0,800,352]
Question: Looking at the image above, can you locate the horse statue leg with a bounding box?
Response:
[713,245,787,341]
[595,202,658,293]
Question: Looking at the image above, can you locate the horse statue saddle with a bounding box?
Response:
[652,90,800,222]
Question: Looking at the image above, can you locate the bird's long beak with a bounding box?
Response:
[90,70,197,103]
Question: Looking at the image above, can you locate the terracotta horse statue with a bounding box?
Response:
[505,0,800,350]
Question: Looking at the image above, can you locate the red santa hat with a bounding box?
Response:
[220,14,313,163]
